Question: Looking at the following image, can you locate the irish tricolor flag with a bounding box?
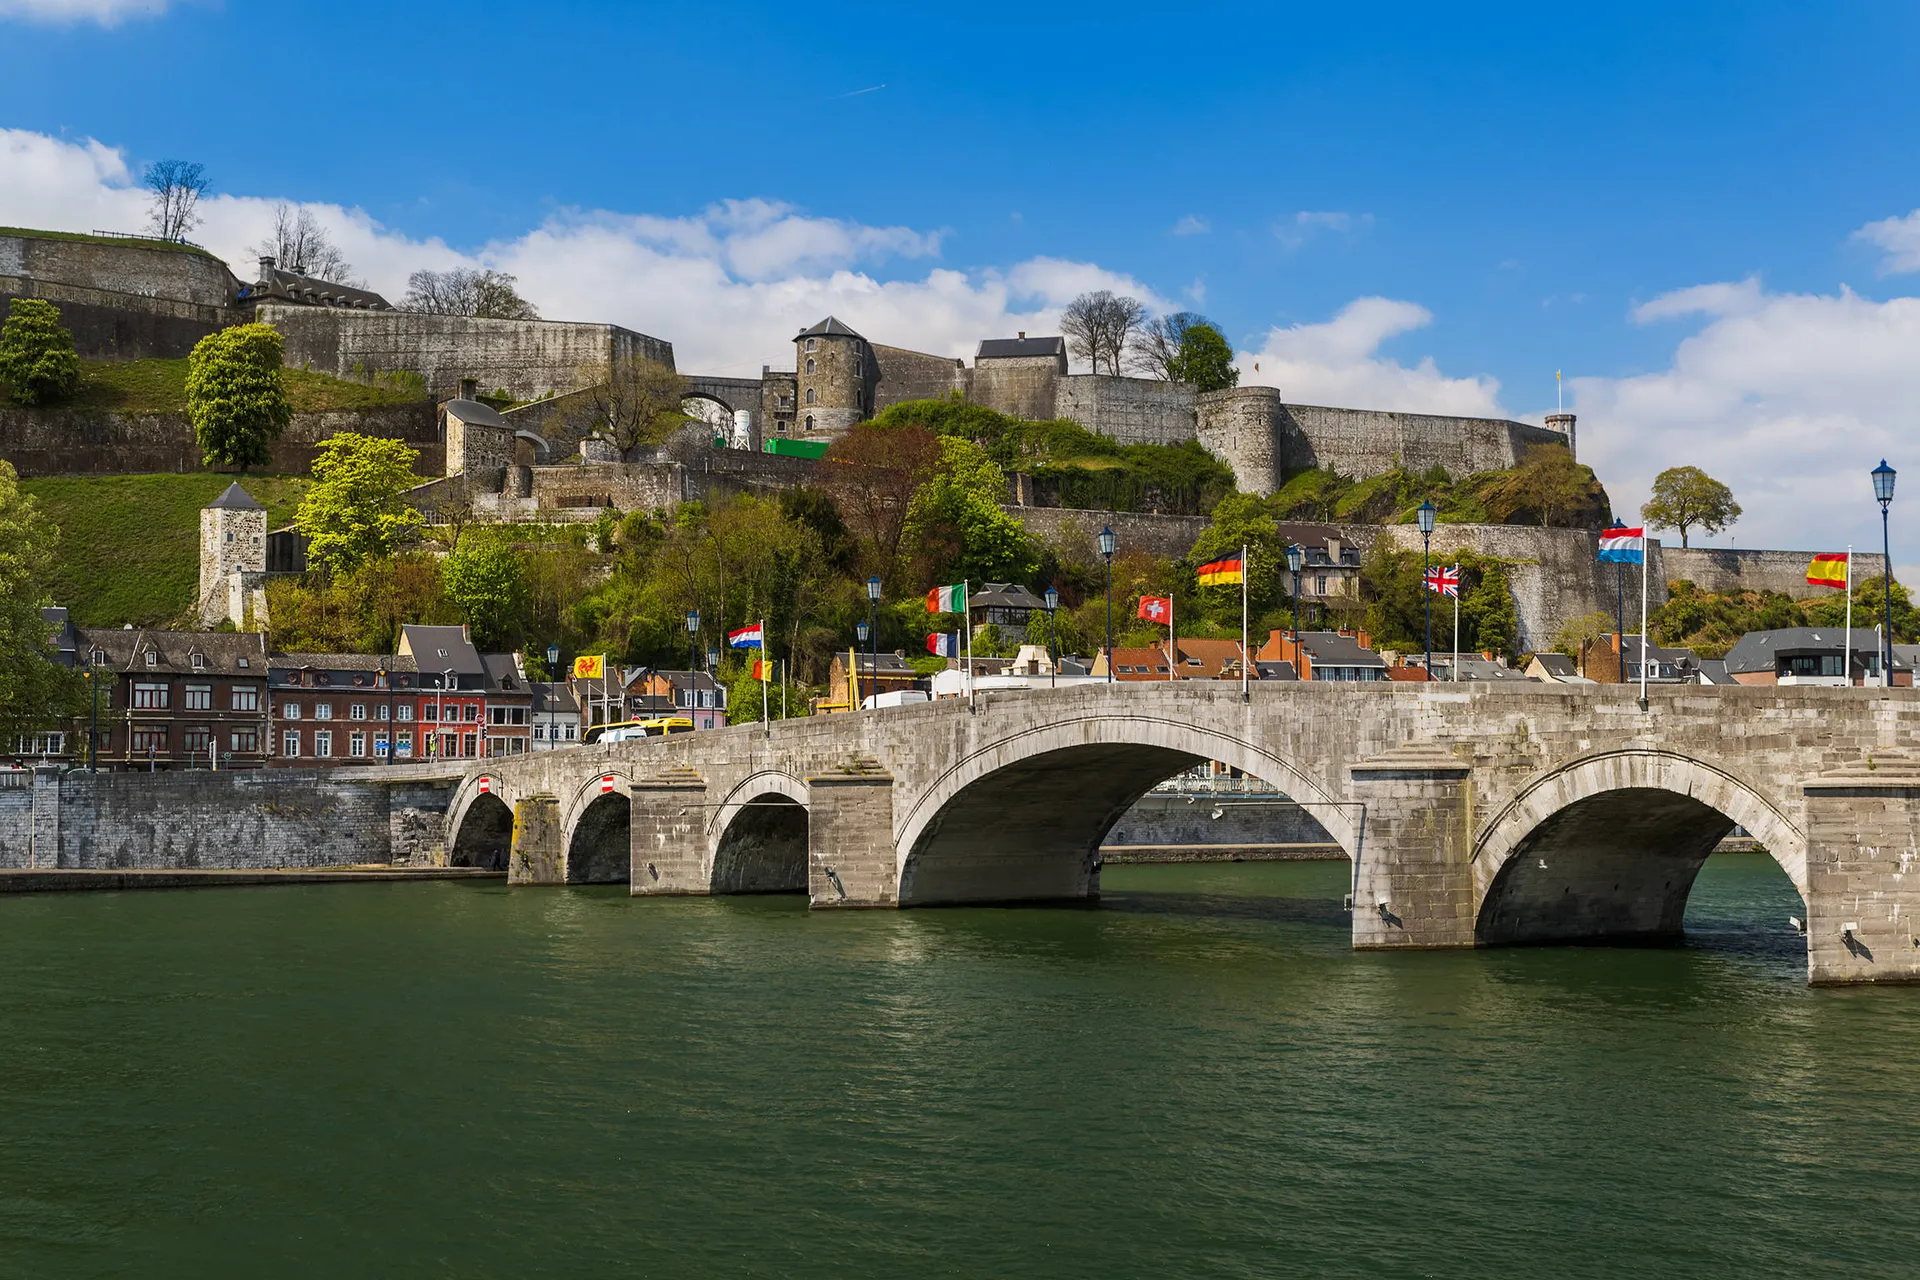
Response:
[925,583,967,614]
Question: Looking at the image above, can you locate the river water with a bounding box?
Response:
[2,855,1916,1278]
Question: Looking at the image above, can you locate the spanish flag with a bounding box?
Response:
[1196,551,1245,587]
[1807,553,1849,589]
[572,654,605,679]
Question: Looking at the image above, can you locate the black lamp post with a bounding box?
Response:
[866,575,883,709]
[545,644,559,749]
[87,656,101,773]
[376,665,392,766]
[1417,499,1438,678]
[856,620,870,708]
[1875,459,1897,685]
[1099,526,1117,683]
[685,609,700,697]
[1044,586,1059,689]
[1286,543,1304,643]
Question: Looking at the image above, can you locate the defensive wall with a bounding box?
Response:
[0,275,233,361]
[1663,546,1888,600]
[0,401,440,477]
[0,230,239,309]
[258,306,674,402]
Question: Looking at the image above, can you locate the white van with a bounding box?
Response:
[860,690,931,710]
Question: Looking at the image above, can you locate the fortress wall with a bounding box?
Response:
[0,275,233,361]
[971,357,1062,421]
[1662,546,1888,599]
[0,233,239,307]
[1195,386,1283,494]
[1053,374,1196,445]
[259,306,673,401]
[1006,505,1211,561]
[0,402,440,477]
[870,344,967,411]
[1279,404,1568,479]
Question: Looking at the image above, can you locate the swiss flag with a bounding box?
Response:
[1137,596,1171,623]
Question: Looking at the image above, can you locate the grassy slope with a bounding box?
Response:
[65,359,424,415]
[24,474,312,627]
[0,226,220,258]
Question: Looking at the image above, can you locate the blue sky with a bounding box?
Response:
[4,0,1920,560]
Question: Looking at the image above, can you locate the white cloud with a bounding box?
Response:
[1274,210,1373,252]
[1574,280,1920,561]
[0,0,166,25]
[1170,214,1210,237]
[1235,298,1503,416]
[1854,209,1920,275]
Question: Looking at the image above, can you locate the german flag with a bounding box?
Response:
[1196,551,1245,587]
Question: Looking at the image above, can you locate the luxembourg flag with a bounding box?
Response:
[1597,526,1645,564]
[728,623,764,649]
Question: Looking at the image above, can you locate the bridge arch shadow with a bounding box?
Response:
[1472,750,1807,946]
[710,773,809,894]
[450,792,512,871]
[893,714,1354,907]
[567,790,632,884]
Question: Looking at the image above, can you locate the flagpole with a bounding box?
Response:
[964,581,975,712]
[1639,545,1650,710]
[761,618,769,737]
[1168,591,1175,682]
[1845,545,1853,686]
[1452,573,1459,682]
[1240,543,1249,702]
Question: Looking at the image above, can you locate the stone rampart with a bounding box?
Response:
[0,402,440,477]
[1663,546,1887,599]
[1279,404,1568,480]
[870,344,967,411]
[1053,374,1196,445]
[970,357,1060,422]
[0,275,233,361]
[1194,387,1283,494]
[0,232,239,307]
[1005,505,1211,560]
[260,306,673,401]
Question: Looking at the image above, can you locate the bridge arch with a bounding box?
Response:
[563,770,633,884]
[446,772,516,871]
[710,772,809,894]
[1471,749,1806,945]
[893,712,1354,907]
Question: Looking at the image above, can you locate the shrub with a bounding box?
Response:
[0,299,81,406]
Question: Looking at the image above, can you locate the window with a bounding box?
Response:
[311,730,331,757]
[423,703,438,721]
[465,705,480,722]
[283,730,301,758]
[190,652,206,669]
[378,705,390,722]
[232,686,260,712]
[1316,575,1329,594]
[564,724,576,741]
[184,684,212,710]
[349,731,366,758]
[533,724,545,741]
[805,337,817,352]
[805,357,816,375]
[1186,658,1204,667]
[463,733,478,757]
[144,649,158,667]
[131,727,167,755]
[804,387,815,405]
[283,702,301,720]
[90,648,104,665]
[314,703,333,720]
[237,657,249,668]
[132,682,168,710]
[397,732,413,758]
[350,703,366,720]
[396,704,413,722]
[490,706,507,725]
[226,728,256,753]
[804,415,814,432]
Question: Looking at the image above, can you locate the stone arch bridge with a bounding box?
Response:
[426,683,1920,987]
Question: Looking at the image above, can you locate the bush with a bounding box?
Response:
[187,323,293,470]
[0,299,81,406]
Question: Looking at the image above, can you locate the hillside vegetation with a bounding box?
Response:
[24,473,312,626]
[53,359,426,415]
[1272,448,1612,529]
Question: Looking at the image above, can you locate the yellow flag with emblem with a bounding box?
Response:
[572,654,605,679]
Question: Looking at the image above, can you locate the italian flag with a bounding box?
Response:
[925,583,966,614]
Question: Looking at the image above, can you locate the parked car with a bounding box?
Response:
[861,690,931,710]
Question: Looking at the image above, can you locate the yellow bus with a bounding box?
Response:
[583,716,695,745]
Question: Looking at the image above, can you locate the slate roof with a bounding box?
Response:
[1289,631,1387,669]
[972,582,1049,611]
[206,481,265,511]
[1723,628,1903,675]
[531,682,579,715]
[798,316,865,339]
[272,652,418,679]
[1528,652,1580,679]
[976,335,1067,361]
[482,653,530,696]
[444,398,511,429]
[244,260,392,310]
[398,625,485,675]
[1451,656,1534,682]
[77,627,268,675]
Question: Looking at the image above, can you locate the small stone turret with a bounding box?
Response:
[1544,413,1576,460]
[199,482,267,627]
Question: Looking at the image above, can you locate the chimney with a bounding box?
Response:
[257,256,275,284]
[1018,331,1026,339]
[457,378,479,402]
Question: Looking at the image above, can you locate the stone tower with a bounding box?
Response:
[199,482,267,627]
[793,316,874,438]
[1544,413,1577,461]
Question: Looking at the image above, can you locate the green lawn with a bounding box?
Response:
[65,359,426,415]
[24,473,312,626]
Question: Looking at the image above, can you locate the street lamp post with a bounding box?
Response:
[1875,460,1897,686]
[544,644,559,750]
[1286,543,1304,644]
[87,658,101,773]
[856,620,870,708]
[685,610,700,711]
[1044,586,1059,689]
[866,575,882,710]
[376,665,392,766]
[1417,500,1438,679]
[1099,526,1117,683]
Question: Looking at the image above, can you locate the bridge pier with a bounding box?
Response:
[1805,760,1920,985]
[807,765,899,908]
[1349,746,1476,949]
[508,794,564,885]
[629,770,711,896]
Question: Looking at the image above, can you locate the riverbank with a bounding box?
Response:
[0,866,501,893]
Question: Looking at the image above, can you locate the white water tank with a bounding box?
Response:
[732,410,753,450]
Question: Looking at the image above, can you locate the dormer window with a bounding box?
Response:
[190,652,206,669]
[144,649,158,667]
[90,649,104,666]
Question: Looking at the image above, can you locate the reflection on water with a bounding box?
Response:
[0,854,1912,1280]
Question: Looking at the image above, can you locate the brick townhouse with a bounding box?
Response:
[75,628,272,769]
[269,653,420,766]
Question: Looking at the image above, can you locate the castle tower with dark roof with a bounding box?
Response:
[199,482,267,627]
[793,316,874,438]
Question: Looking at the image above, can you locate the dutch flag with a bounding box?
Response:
[728,624,764,649]
[1597,526,1645,564]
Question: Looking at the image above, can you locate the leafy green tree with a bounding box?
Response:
[186,323,293,470]
[443,543,529,650]
[1553,610,1618,661]
[1166,322,1239,392]
[0,461,84,742]
[1360,546,1520,661]
[1188,492,1288,619]
[1641,465,1740,548]
[906,437,1038,585]
[0,299,82,406]
[1485,444,1596,527]
[295,433,425,574]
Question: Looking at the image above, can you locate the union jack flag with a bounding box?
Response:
[1424,565,1460,598]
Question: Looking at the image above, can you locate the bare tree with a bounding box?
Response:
[820,422,944,581]
[1060,290,1146,376]
[251,203,358,284]
[402,268,539,320]
[584,355,692,457]
[1131,311,1209,380]
[142,160,209,242]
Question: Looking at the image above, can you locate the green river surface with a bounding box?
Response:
[2,855,1917,1278]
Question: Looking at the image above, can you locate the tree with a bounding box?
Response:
[401,268,539,319]
[1131,311,1206,379]
[0,461,84,744]
[443,542,529,650]
[0,299,81,406]
[186,324,293,471]
[1486,444,1592,527]
[583,355,692,457]
[905,437,1038,585]
[251,203,356,283]
[142,159,208,242]
[1642,465,1740,548]
[1166,322,1239,392]
[1061,290,1146,376]
[821,422,944,579]
[294,433,426,574]
[1553,610,1618,664]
